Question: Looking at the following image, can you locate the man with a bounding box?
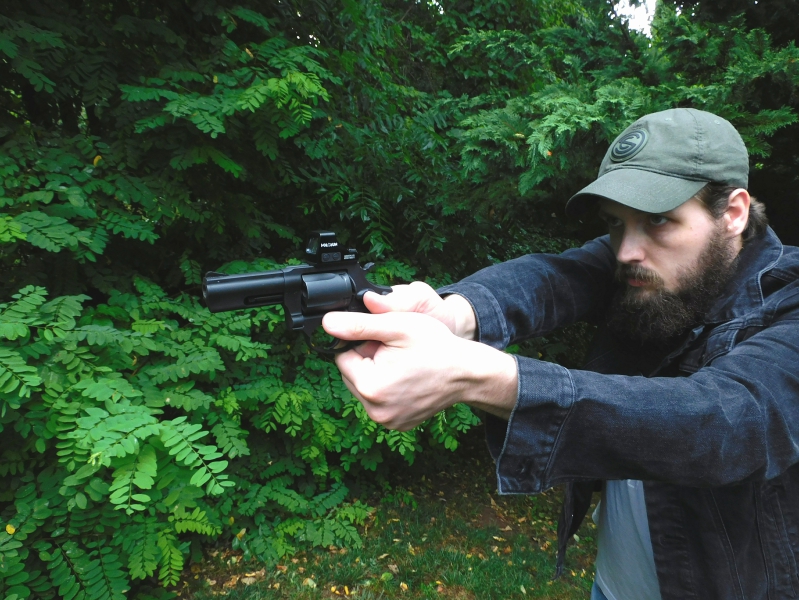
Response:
[322,108,799,599]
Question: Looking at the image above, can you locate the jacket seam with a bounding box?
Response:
[708,489,746,600]
[543,366,577,487]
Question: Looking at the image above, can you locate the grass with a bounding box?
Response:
[180,427,598,599]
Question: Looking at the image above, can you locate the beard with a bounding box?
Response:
[606,226,738,348]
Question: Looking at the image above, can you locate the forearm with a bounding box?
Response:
[493,341,799,493]
[438,237,617,349]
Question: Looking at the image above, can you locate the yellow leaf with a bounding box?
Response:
[5,524,15,535]
[213,75,219,83]
[344,585,350,595]
[236,528,246,540]
[228,516,235,525]
[245,47,254,58]
[93,155,102,167]
[399,582,408,591]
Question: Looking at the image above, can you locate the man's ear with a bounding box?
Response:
[723,188,750,238]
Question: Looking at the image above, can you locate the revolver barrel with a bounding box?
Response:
[203,270,286,313]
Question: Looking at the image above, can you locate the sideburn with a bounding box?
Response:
[606,226,739,348]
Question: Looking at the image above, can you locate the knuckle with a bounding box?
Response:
[369,408,393,427]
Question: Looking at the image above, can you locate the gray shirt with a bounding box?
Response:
[593,480,663,600]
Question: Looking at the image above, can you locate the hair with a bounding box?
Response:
[694,182,768,243]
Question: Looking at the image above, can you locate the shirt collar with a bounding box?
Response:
[704,226,784,323]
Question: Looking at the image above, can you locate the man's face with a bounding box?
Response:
[599,197,739,345]
[598,197,726,295]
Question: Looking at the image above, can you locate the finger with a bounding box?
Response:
[354,339,381,359]
[335,349,381,404]
[323,311,413,344]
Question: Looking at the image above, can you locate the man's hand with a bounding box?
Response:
[323,310,517,431]
[361,282,477,340]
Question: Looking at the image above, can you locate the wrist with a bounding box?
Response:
[443,294,478,340]
[458,342,517,420]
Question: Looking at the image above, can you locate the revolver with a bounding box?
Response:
[202,231,392,352]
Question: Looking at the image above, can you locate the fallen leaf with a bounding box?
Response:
[244,569,265,578]
[521,584,527,594]
[501,525,512,531]
[388,563,399,574]
[400,581,408,591]
[378,553,389,560]
[492,536,505,542]
[276,565,288,573]
[303,577,317,588]
[241,577,257,585]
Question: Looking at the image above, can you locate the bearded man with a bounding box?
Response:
[323,108,799,599]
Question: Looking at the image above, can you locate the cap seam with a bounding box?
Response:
[601,164,712,182]
[690,109,704,179]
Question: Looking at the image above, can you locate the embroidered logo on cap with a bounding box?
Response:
[610,130,648,162]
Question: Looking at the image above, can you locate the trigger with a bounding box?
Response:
[363,262,375,272]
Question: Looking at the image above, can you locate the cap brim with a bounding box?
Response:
[566,168,709,218]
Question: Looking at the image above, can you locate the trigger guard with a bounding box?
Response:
[304,333,359,355]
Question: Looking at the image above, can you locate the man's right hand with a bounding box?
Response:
[362,281,477,340]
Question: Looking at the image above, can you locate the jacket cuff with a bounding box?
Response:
[437,282,509,349]
[492,356,576,495]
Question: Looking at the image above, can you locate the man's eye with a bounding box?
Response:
[604,216,623,228]
[649,215,668,226]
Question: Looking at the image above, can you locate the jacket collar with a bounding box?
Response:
[704,226,783,324]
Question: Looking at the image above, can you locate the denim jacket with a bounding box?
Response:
[439,228,799,600]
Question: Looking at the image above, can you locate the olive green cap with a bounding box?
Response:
[566,108,749,217]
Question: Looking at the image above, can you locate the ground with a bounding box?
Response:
[180,426,599,599]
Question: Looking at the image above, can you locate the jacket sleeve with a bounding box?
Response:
[437,236,617,349]
[491,304,799,493]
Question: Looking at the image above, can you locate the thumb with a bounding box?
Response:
[362,289,397,314]
[323,310,411,345]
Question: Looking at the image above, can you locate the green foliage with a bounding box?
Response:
[2,0,799,596]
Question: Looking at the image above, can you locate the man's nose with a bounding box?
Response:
[616,229,647,264]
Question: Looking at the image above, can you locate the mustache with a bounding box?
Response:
[614,263,664,287]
